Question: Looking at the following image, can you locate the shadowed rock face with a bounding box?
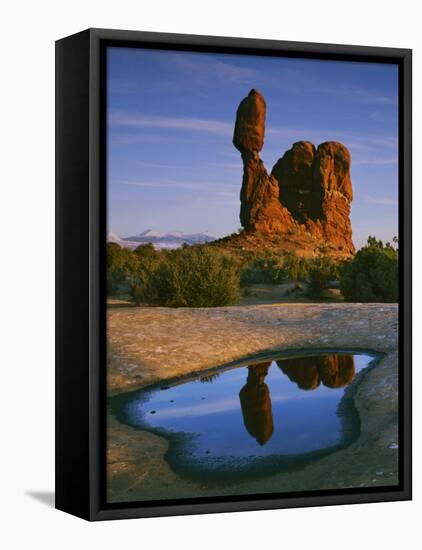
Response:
[233,90,355,256]
[272,141,321,224]
[239,362,274,445]
[277,354,355,390]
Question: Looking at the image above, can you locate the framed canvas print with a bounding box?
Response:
[55,28,412,521]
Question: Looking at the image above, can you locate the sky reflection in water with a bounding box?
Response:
[118,354,373,464]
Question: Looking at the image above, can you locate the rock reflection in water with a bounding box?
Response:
[112,352,374,480]
[239,362,274,446]
[277,355,355,390]
[239,354,356,445]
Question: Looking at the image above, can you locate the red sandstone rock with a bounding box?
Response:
[277,355,355,390]
[233,89,266,154]
[239,155,294,234]
[239,362,274,445]
[271,140,355,255]
[277,357,321,390]
[318,354,355,388]
[271,141,321,223]
[233,90,355,257]
[234,90,295,235]
[313,142,355,254]
[314,141,353,201]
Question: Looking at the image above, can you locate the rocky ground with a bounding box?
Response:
[107,303,399,503]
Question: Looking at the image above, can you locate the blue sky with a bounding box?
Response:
[107,47,399,249]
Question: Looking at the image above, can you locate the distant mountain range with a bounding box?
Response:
[107,229,216,249]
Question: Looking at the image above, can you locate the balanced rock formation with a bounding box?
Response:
[233,90,355,256]
[233,90,294,235]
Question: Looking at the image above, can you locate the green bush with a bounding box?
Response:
[133,243,158,260]
[129,244,163,304]
[306,257,340,298]
[107,242,241,306]
[145,246,241,307]
[240,251,323,286]
[282,252,311,281]
[340,237,398,302]
[106,242,139,295]
[240,252,286,285]
[130,257,161,305]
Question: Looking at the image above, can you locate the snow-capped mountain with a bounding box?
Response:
[107,231,123,244]
[107,229,216,249]
[106,231,142,249]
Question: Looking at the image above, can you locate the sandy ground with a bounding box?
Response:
[107,303,399,503]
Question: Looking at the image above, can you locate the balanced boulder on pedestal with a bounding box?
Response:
[233,89,294,235]
[233,89,355,257]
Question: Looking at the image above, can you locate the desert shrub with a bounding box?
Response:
[129,244,162,303]
[130,260,160,305]
[240,253,285,285]
[106,242,139,295]
[306,257,340,298]
[282,252,311,281]
[107,268,127,296]
[133,243,157,260]
[199,373,221,383]
[217,232,241,243]
[340,237,398,302]
[240,251,326,286]
[144,246,241,307]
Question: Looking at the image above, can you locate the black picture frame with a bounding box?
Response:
[55,28,412,521]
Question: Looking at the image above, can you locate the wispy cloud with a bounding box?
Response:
[118,179,240,208]
[264,70,397,105]
[153,396,239,419]
[134,160,242,172]
[190,197,240,208]
[266,126,318,139]
[109,110,232,135]
[267,127,398,149]
[160,52,261,84]
[265,128,398,171]
[122,179,209,191]
[369,110,387,122]
[121,179,238,191]
[110,133,196,145]
[111,111,398,161]
[208,161,241,170]
[108,54,261,97]
[353,156,398,166]
[347,135,398,150]
[110,49,397,108]
[356,195,398,206]
[327,85,396,105]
